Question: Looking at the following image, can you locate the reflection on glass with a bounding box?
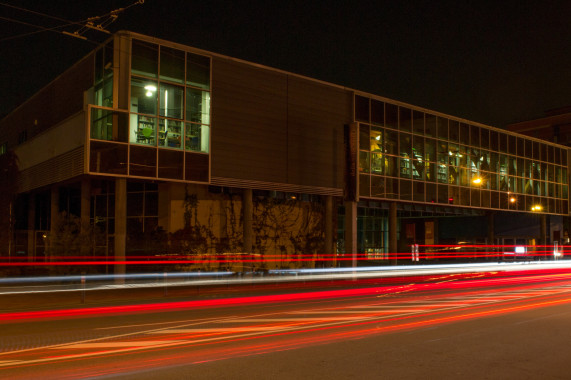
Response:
[371,152,383,174]
[370,127,382,151]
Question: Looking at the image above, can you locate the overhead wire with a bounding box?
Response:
[0,0,144,43]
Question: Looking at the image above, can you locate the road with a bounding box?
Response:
[2,268,571,379]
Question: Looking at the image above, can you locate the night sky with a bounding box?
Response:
[1,0,571,128]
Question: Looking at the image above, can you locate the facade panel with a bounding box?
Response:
[287,76,351,189]
[211,57,288,183]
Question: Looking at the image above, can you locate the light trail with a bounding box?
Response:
[4,270,571,378]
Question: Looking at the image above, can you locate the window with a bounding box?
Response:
[187,53,210,89]
[160,46,185,84]
[131,77,158,115]
[132,40,158,78]
[185,123,209,153]
[185,88,210,124]
[159,83,184,119]
[94,41,114,108]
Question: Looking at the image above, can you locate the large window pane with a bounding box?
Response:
[185,123,209,153]
[159,83,184,119]
[436,117,448,140]
[399,107,412,132]
[355,96,369,122]
[186,53,210,89]
[131,115,157,146]
[385,103,398,129]
[186,88,211,124]
[130,145,157,177]
[449,120,459,142]
[159,119,183,149]
[359,124,369,150]
[91,107,128,142]
[412,111,424,135]
[425,114,436,137]
[89,141,128,175]
[185,152,209,182]
[370,126,383,152]
[131,77,157,115]
[359,151,370,173]
[371,152,383,174]
[158,149,183,179]
[371,100,384,125]
[132,40,158,78]
[160,46,185,84]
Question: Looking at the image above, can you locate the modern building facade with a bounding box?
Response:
[0,31,569,272]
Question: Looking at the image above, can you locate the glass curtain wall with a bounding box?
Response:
[89,37,211,183]
[356,94,569,215]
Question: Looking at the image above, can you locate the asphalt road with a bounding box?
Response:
[2,269,571,379]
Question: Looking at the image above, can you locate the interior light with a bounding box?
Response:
[509,196,516,203]
[144,85,157,92]
[375,135,381,141]
[472,177,482,185]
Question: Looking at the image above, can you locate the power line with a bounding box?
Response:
[0,1,81,26]
[0,0,145,42]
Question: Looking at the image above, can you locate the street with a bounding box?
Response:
[2,268,571,379]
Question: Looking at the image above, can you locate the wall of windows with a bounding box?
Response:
[130,39,210,153]
[356,95,569,215]
[89,37,211,183]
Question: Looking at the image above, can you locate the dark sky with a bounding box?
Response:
[1,0,571,127]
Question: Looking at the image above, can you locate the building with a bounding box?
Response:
[507,107,571,147]
[0,31,569,273]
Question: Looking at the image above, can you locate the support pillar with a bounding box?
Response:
[49,186,59,261]
[80,178,91,257]
[114,178,126,281]
[27,194,35,262]
[487,212,495,260]
[344,200,357,268]
[243,188,253,254]
[389,202,397,265]
[324,195,334,267]
[540,213,547,249]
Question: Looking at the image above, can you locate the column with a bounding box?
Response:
[114,178,127,281]
[389,201,397,265]
[243,188,253,253]
[487,211,495,260]
[27,194,35,262]
[344,200,357,267]
[48,186,59,261]
[540,213,547,250]
[80,178,91,257]
[324,195,334,267]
